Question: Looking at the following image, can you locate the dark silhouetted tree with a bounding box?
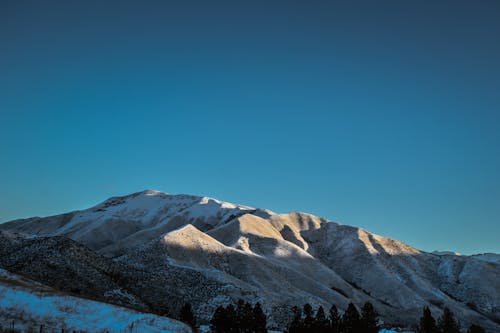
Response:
[235,299,251,331]
[342,303,361,333]
[467,324,485,333]
[180,302,196,329]
[226,304,237,333]
[360,302,378,333]
[244,301,255,332]
[314,306,329,333]
[210,306,228,333]
[252,302,267,333]
[438,308,460,333]
[288,306,303,333]
[419,307,437,333]
[210,300,267,333]
[303,303,315,331]
[329,305,341,333]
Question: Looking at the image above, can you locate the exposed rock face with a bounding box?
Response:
[1,190,499,331]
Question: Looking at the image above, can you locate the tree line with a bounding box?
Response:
[288,302,377,333]
[174,300,267,333]
[0,301,488,333]
[176,300,487,333]
[419,306,485,333]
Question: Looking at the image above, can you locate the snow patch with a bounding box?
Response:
[0,271,190,333]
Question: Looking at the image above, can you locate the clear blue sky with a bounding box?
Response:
[1,1,499,254]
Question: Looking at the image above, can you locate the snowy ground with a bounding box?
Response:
[0,269,190,333]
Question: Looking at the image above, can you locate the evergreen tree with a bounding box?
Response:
[288,306,303,333]
[314,306,329,333]
[342,303,361,333]
[360,302,378,333]
[225,304,237,333]
[252,302,267,333]
[438,308,460,333]
[328,305,341,333]
[235,299,249,332]
[419,307,437,333]
[467,324,485,333]
[179,303,196,329]
[210,306,229,333]
[243,301,255,332]
[210,300,268,333]
[302,303,315,331]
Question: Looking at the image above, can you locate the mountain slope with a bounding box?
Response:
[0,268,190,332]
[2,190,271,257]
[1,190,499,331]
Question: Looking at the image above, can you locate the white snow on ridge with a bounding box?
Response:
[188,196,254,219]
[0,269,190,333]
[432,251,462,256]
[143,190,165,196]
[470,253,500,264]
[53,190,257,237]
[432,251,500,264]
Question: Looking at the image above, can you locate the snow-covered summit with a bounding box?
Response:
[1,190,270,256]
[142,189,166,196]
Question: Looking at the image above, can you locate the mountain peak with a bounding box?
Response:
[141,189,166,196]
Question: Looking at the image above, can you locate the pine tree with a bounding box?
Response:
[314,306,329,333]
[342,303,361,333]
[329,305,341,333]
[302,303,315,331]
[467,324,485,333]
[360,302,378,333]
[210,306,228,333]
[288,305,303,333]
[179,303,196,329]
[235,299,249,331]
[225,304,237,333]
[210,300,268,333]
[438,307,460,333]
[252,302,267,333]
[419,307,437,333]
[243,301,254,332]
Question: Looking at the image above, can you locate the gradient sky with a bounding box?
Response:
[1,0,499,254]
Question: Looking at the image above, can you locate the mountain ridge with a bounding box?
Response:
[0,190,498,331]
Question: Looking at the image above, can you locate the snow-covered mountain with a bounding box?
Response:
[3,190,272,257]
[1,190,499,331]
